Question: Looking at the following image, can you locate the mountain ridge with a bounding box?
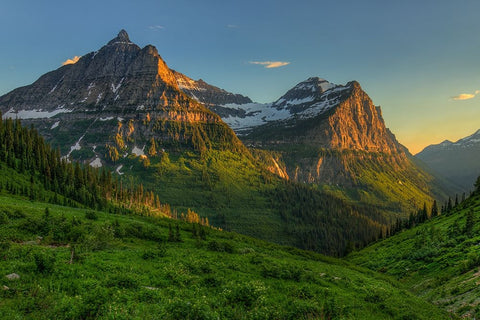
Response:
[416,129,480,192]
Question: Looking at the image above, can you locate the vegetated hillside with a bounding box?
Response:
[0,103,398,257]
[0,30,448,257]
[242,81,450,217]
[0,193,452,320]
[348,182,480,318]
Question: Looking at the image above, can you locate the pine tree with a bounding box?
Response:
[464,209,475,236]
[175,224,182,242]
[431,200,439,217]
[454,194,459,207]
[447,198,453,212]
[168,224,175,242]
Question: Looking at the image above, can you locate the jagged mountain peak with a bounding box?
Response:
[107,29,132,45]
[278,77,336,101]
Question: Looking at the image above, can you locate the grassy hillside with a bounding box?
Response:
[348,191,480,318]
[0,192,452,320]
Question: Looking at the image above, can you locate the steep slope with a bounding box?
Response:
[0,30,245,164]
[204,78,445,215]
[0,193,451,319]
[0,30,402,256]
[416,129,480,192]
[348,186,480,318]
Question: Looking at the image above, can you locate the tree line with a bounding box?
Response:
[0,113,208,226]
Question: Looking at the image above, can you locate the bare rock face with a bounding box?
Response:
[241,79,438,207]
[173,70,252,110]
[0,30,244,162]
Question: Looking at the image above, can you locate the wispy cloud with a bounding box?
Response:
[249,61,290,69]
[452,90,479,101]
[227,24,238,28]
[149,25,165,31]
[62,56,81,66]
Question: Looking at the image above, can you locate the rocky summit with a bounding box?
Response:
[0,30,244,165]
[0,30,451,215]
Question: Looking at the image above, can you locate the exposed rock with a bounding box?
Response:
[0,30,245,164]
[5,273,20,280]
[173,70,252,106]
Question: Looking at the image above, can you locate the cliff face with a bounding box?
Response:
[240,80,437,210]
[0,30,244,163]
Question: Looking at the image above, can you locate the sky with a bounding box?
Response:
[1,0,479,154]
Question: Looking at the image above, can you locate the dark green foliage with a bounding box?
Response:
[84,210,98,220]
[464,209,475,235]
[32,250,56,274]
[272,182,388,256]
[0,117,172,218]
[431,200,439,217]
[206,240,235,253]
[0,193,451,319]
[349,190,480,317]
[0,211,8,225]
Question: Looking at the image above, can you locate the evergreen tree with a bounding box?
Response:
[175,224,182,242]
[168,224,175,242]
[447,198,453,212]
[454,194,459,207]
[464,209,475,236]
[431,200,439,217]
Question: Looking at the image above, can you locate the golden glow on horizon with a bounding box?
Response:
[62,56,81,66]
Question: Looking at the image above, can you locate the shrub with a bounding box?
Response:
[207,240,235,253]
[224,281,266,309]
[85,211,98,220]
[5,209,26,219]
[0,211,8,225]
[32,250,55,274]
[105,274,138,289]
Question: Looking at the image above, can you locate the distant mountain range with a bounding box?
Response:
[416,129,480,192]
[0,30,454,254]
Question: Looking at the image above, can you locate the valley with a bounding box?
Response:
[0,28,478,319]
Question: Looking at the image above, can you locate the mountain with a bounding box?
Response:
[0,113,457,319]
[348,185,480,318]
[0,30,450,256]
[416,129,480,192]
[0,30,396,256]
[181,76,448,214]
[0,30,245,163]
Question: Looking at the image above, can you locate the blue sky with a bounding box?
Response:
[1,0,479,153]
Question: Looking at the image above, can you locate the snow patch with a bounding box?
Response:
[111,78,124,94]
[48,75,64,94]
[67,134,85,157]
[89,157,102,168]
[3,106,73,119]
[136,105,145,110]
[51,121,60,129]
[117,117,124,122]
[99,116,114,121]
[96,93,103,104]
[132,145,145,156]
[116,165,124,175]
